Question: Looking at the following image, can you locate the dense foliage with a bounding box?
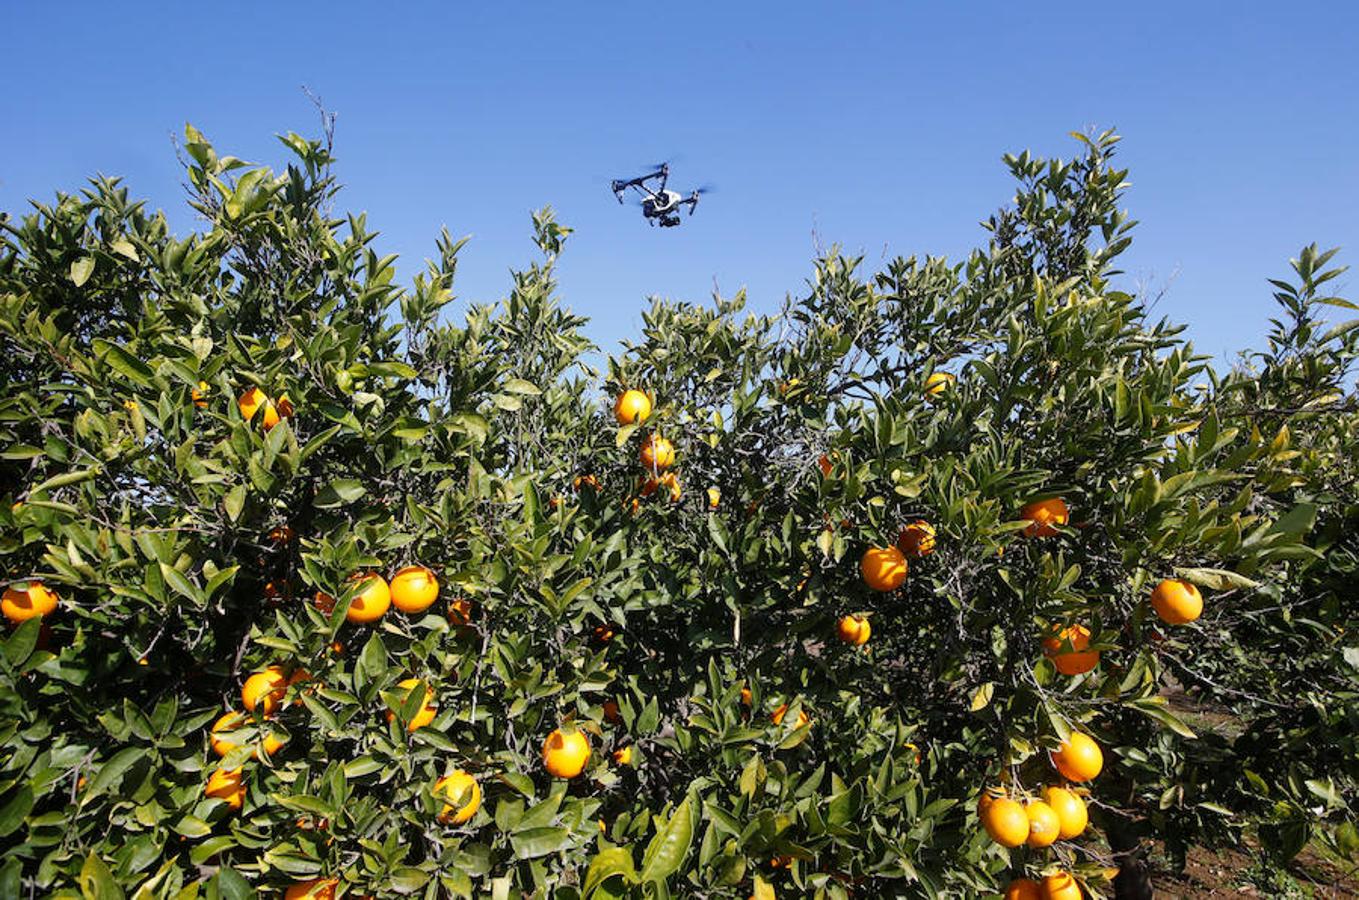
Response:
[1,126,1355,899]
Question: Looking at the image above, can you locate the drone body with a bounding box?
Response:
[611,164,706,227]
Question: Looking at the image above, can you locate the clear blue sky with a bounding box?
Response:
[4,2,1357,362]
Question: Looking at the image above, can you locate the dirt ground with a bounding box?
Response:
[1151,844,1359,898]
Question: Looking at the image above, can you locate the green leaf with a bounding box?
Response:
[82,747,146,804]
[213,867,255,900]
[110,238,139,261]
[510,826,570,859]
[969,682,995,712]
[93,339,155,387]
[639,794,694,884]
[0,785,34,838]
[160,563,204,607]
[1173,567,1259,591]
[79,852,124,900]
[315,478,366,508]
[502,378,542,395]
[70,256,96,287]
[584,847,639,897]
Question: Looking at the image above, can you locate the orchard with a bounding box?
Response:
[1,125,1356,899]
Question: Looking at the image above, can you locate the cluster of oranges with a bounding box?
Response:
[204,665,310,810]
[981,731,1103,897]
[236,385,294,431]
[615,389,683,507]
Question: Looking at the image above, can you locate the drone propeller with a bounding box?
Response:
[692,183,717,196]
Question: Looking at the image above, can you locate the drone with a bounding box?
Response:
[610,164,707,227]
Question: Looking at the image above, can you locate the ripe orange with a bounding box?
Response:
[660,471,682,502]
[387,678,437,731]
[448,597,473,626]
[614,389,652,425]
[205,767,245,810]
[602,700,622,724]
[448,598,475,628]
[345,573,391,623]
[1043,785,1088,839]
[817,454,834,478]
[739,686,753,707]
[210,711,286,758]
[191,381,209,408]
[860,546,908,592]
[1051,732,1104,782]
[241,667,291,716]
[707,486,721,508]
[1042,624,1099,676]
[1003,878,1042,900]
[639,435,675,470]
[924,371,955,399]
[1150,578,1203,625]
[1020,497,1069,538]
[284,878,337,900]
[980,796,1029,847]
[390,565,439,613]
[976,785,1005,816]
[836,614,871,646]
[1024,799,1061,848]
[313,591,336,614]
[2,581,59,623]
[237,386,267,421]
[574,474,601,492]
[594,625,615,643]
[613,746,633,765]
[896,520,936,558]
[267,525,295,545]
[542,728,591,778]
[771,704,809,729]
[434,770,481,824]
[1041,872,1082,900]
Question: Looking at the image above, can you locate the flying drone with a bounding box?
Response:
[610,163,708,227]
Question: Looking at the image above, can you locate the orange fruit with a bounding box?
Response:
[1003,878,1043,900]
[602,700,622,724]
[1042,624,1099,676]
[191,381,209,408]
[660,471,682,502]
[390,565,439,613]
[817,454,834,477]
[1024,799,1061,848]
[739,686,753,707]
[1043,785,1088,840]
[284,878,337,900]
[1020,497,1069,537]
[237,386,267,421]
[313,591,336,614]
[433,770,481,824]
[1150,578,1203,625]
[387,678,437,731]
[267,525,295,545]
[771,704,809,729]
[542,728,591,778]
[241,667,291,716]
[1051,732,1104,782]
[976,785,1004,816]
[2,581,59,623]
[594,625,615,643]
[345,573,391,623]
[612,746,633,765]
[639,435,675,470]
[574,474,601,492]
[896,520,936,558]
[980,796,1029,847]
[860,546,908,591]
[1041,872,1082,900]
[614,389,652,425]
[205,767,245,810]
[209,711,286,758]
[924,371,955,399]
[707,486,721,508]
[836,614,871,646]
[448,597,473,626]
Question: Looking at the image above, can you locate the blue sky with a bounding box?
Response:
[4,2,1356,362]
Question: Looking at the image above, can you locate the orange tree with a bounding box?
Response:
[0,126,1354,898]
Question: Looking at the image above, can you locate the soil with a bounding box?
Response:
[1151,844,1359,898]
